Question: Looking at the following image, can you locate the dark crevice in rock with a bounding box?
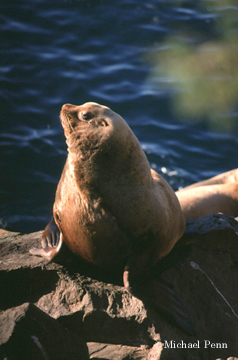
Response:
[0,268,59,311]
[56,255,125,287]
[58,310,154,347]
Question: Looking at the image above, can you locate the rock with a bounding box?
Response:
[87,343,151,360]
[182,213,238,256]
[0,302,89,360]
[0,214,238,359]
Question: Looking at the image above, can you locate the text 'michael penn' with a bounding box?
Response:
[164,340,228,349]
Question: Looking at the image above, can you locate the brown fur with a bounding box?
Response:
[52,102,185,268]
[176,169,238,220]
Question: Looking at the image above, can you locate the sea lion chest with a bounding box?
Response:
[53,158,131,268]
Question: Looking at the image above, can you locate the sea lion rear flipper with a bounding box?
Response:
[30,218,63,261]
[123,258,197,336]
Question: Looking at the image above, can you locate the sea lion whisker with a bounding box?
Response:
[65,113,75,132]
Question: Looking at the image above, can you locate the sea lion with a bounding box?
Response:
[31,102,194,334]
[176,169,238,220]
[31,102,185,265]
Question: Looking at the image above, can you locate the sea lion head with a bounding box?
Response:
[60,102,151,186]
[60,102,110,139]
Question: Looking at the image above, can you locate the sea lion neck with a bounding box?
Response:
[65,129,102,160]
[60,102,153,193]
[65,123,152,194]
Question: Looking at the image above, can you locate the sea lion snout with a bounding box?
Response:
[60,103,112,139]
[61,103,95,125]
[61,103,78,116]
[61,103,79,118]
[60,104,86,137]
[62,103,74,109]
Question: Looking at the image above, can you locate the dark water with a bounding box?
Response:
[1,0,238,233]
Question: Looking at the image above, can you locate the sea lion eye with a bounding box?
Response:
[101,119,108,127]
[80,111,93,121]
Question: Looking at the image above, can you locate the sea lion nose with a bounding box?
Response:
[62,103,74,110]
[61,104,79,117]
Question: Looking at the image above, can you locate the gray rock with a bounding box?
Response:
[0,302,89,360]
[1,214,238,359]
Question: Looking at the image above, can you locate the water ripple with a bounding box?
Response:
[1,0,237,232]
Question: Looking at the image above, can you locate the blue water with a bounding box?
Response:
[1,0,238,233]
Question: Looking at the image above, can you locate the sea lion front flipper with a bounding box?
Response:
[30,218,63,261]
[123,257,197,336]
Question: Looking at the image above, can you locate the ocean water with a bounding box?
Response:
[1,0,238,233]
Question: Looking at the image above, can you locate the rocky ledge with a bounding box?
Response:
[1,214,238,360]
